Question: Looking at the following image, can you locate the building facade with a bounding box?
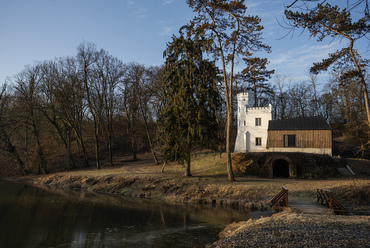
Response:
[234,92,332,156]
[234,92,272,153]
[266,117,332,155]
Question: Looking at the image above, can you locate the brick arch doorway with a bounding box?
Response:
[273,159,290,178]
[266,155,296,178]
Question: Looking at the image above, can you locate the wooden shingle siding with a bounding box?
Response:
[267,130,332,149]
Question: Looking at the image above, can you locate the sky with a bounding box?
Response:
[0,0,369,89]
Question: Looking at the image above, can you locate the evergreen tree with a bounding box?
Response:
[285,3,370,126]
[241,57,274,107]
[159,35,221,176]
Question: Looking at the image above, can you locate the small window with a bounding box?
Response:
[255,118,261,126]
[284,135,296,147]
[244,121,246,126]
[256,137,262,146]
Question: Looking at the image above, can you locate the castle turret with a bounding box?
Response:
[234,92,271,153]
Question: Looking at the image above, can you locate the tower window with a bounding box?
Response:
[256,137,262,146]
[255,118,261,126]
[244,121,246,126]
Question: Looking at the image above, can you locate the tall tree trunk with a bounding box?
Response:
[130,133,137,160]
[2,127,28,175]
[185,157,192,176]
[140,107,159,164]
[184,146,192,177]
[107,102,114,167]
[94,120,100,169]
[108,131,114,167]
[75,131,89,167]
[124,107,137,160]
[47,118,76,170]
[226,101,234,181]
[66,131,75,170]
[127,117,137,160]
[219,45,235,182]
[14,154,28,176]
[35,136,47,174]
[348,41,370,128]
[32,119,47,174]
[185,129,192,177]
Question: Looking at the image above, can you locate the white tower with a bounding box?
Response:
[234,92,272,153]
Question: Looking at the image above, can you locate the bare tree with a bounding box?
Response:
[272,74,291,120]
[40,58,89,170]
[120,62,145,160]
[138,66,163,164]
[12,64,47,174]
[95,49,125,166]
[0,85,28,175]
[77,42,102,169]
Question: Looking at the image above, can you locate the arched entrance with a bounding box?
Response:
[273,159,290,178]
[265,155,297,178]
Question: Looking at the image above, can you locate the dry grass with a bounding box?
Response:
[211,209,370,247]
[346,158,370,176]
[11,151,370,248]
[15,152,370,214]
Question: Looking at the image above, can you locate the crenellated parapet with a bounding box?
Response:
[246,104,272,114]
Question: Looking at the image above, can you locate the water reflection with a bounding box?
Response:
[0,180,271,248]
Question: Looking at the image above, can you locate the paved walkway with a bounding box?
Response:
[289,201,333,214]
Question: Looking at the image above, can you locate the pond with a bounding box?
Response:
[0,180,271,248]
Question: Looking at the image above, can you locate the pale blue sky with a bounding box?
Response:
[0,0,368,87]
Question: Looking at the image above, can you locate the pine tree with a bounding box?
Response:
[159,35,221,176]
[285,3,370,126]
[183,0,271,181]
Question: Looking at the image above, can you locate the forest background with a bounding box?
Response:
[0,0,369,176]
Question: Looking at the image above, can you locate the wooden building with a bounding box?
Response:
[266,116,332,156]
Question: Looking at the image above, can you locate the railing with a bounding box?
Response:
[270,186,289,210]
[316,188,348,214]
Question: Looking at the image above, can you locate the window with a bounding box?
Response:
[284,135,296,147]
[244,121,246,126]
[255,118,261,126]
[256,137,262,146]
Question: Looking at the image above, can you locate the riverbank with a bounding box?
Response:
[11,152,370,247]
[208,209,370,247]
[14,153,369,211]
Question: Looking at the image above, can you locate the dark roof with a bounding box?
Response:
[268,116,332,131]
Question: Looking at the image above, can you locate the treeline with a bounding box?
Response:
[0,43,174,176]
[1,41,369,176]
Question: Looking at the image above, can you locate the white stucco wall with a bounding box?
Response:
[245,106,271,152]
[234,92,272,153]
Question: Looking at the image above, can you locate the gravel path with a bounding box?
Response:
[208,209,370,248]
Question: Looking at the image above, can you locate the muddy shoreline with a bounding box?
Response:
[11,167,370,248]
[16,173,271,211]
